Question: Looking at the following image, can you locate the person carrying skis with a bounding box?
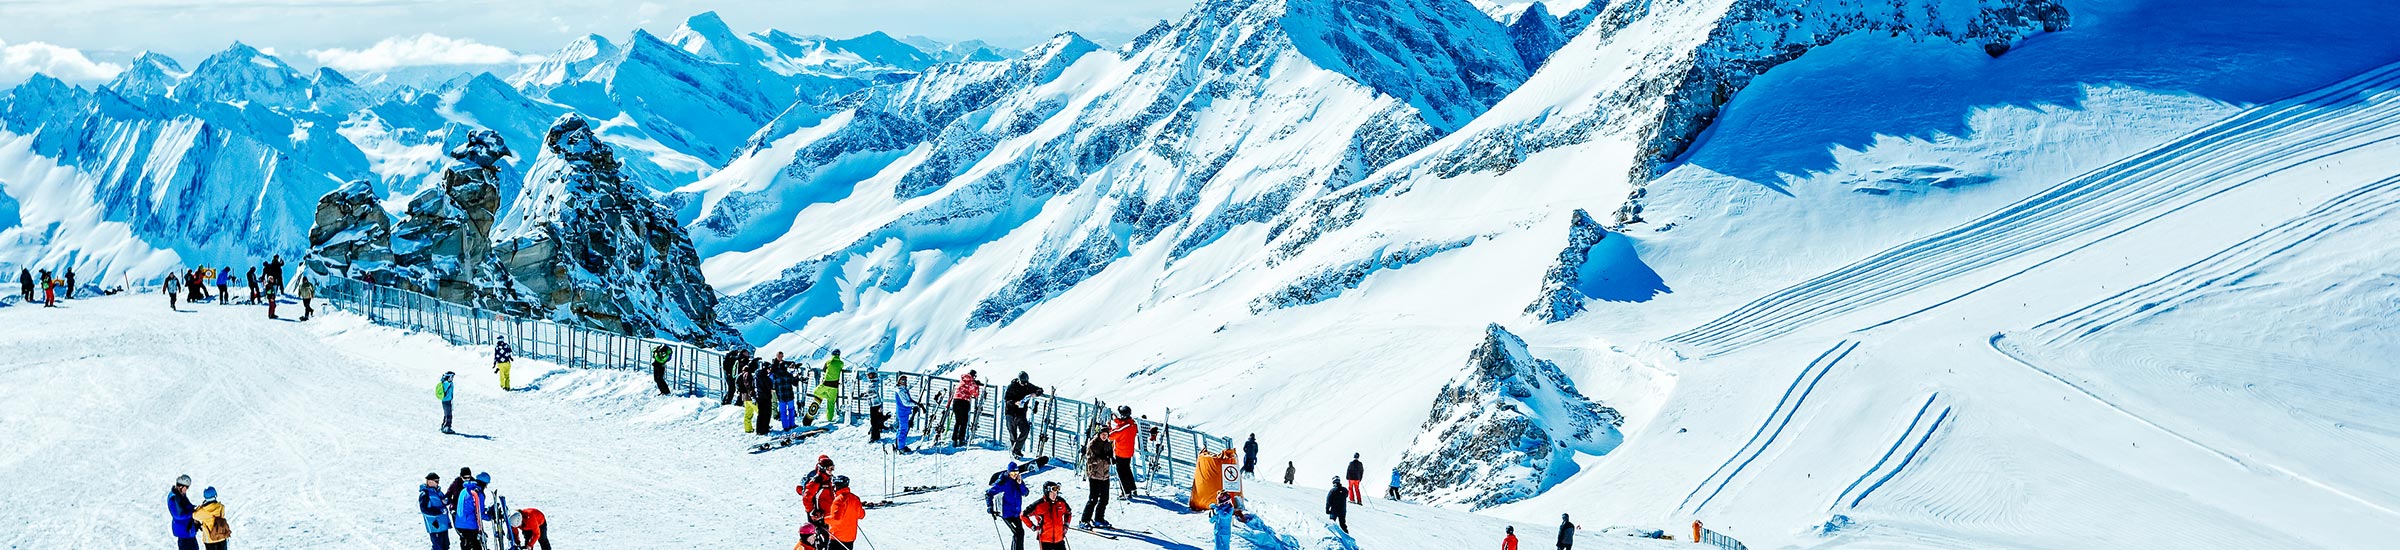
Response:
[949,370,981,446]
[815,349,844,425]
[892,375,916,453]
[1242,434,1259,474]
[1109,407,1139,498]
[169,475,200,550]
[822,476,864,550]
[508,508,551,550]
[493,337,514,391]
[453,473,488,550]
[1504,526,1520,550]
[650,344,673,396]
[1325,476,1350,532]
[421,473,453,550]
[296,275,316,320]
[193,486,231,550]
[1209,491,1248,550]
[437,373,457,434]
[1388,470,1404,500]
[1002,372,1043,457]
[1556,514,1578,550]
[1079,430,1113,528]
[986,460,1030,550]
[1023,481,1073,550]
[1345,454,1366,505]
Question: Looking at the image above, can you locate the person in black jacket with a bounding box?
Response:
[1325,477,1349,532]
[1557,514,1579,549]
[1344,454,1366,505]
[771,356,800,430]
[719,350,744,405]
[1242,434,1259,474]
[1002,372,1044,457]
[753,356,778,436]
[16,268,30,303]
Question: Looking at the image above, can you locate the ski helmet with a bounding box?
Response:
[174,475,191,487]
[1118,405,1131,417]
[833,475,851,489]
[509,510,525,528]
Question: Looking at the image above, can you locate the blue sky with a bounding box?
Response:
[0,0,1196,84]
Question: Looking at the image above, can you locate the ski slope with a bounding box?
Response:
[0,295,1680,550]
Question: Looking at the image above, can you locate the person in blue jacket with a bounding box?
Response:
[420,473,452,550]
[453,473,487,549]
[169,475,199,550]
[1387,470,1404,500]
[1209,491,1248,550]
[893,375,916,453]
[437,372,456,434]
[985,461,1030,550]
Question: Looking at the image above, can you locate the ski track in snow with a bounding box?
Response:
[1677,339,1854,513]
[1662,62,2400,357]
[1827,392,1942,511]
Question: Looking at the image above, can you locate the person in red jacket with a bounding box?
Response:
[1503,525,1519,550]
[1023,481,1074,550]
[507,508,550,550]
[798,456,838,520]
[822,476,865,550]
[1108,406,1140,498]
[949,371,982,446]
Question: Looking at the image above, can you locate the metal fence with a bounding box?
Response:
[1692,521,1748,550]
[318,276,1233,493]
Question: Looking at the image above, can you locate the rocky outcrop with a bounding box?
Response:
[1396,324,1623,510]
[491,114,741,346]
[1524,209,1607,322]
[303,180,395,278]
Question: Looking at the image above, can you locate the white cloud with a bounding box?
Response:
[306,34,540,73]
[0,38,126,86]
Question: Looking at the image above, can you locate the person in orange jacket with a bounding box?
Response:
[1503,525,1519,550]
[1108,407,1139,498]
[822,476,864,549]
[1023,481,1074,550]
[507,508,551,550]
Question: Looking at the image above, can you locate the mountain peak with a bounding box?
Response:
[176,41,312,109]
[670,10,758,63]
[107,52,187,98]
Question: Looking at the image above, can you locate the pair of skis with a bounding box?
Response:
[749,426,835,453]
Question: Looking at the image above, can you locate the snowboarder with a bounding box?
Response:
[1388,470,1403,500]
[1284,461,1295,485]
[986,461,1030,550]
[169,475,200,550]
[1557,514,1578,550]
[1110,408,1139,498]
[1242,434,1259,474]
[421,473,453,550]
[1002,372,1044,457]
[891,375,916,452]
[1504,526,1520,550]
[651,344,673,396]
[296,275,316,320]
[799,455,839,520]
[193,486,231,550]
[165,273,181,311]
[437,372,456,434]
[823,476,864,550]
[508,508,551,550]
[453,473,488,550]
[1209,491,1248,550]
[815,350,844,425]
[1325,477,1350,532]
[950,370,981,446]
[1079,430,1113,528]
[1345,454,1365,505]
[1023,481,1073,550]
[491,338,514,391]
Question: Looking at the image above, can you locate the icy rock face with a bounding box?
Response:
[1396,324,1624,510]
[1524,209,1605,322]
[1282,0,1531,130]
[1505,5,1567,72]
[380,133,513,302]
[303,180,396,278]
[491,114,741,346]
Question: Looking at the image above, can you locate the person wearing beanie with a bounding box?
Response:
[1504,525,1520,550]
[193,487,232,550]
[168,475,199,550]
[420,473,453,550]
[1325,476,1351,532]
[986,461,1030,550]
[492,338,513,391]
[1345,454,1366,505]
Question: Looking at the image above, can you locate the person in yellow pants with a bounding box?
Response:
[815,350,845,424]
[493,337,514,391]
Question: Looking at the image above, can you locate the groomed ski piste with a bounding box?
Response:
[0,295,1680,550]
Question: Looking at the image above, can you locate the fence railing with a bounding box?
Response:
[1692,521,1748,550]
[318,276,1234,493]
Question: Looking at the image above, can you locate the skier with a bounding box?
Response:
[508,508,551,550]
[1079,430,1113,528]
[1557,514,1578,550]
[1284,461,1295,484]
[1002,372,1043,457]
[1388,470,1404,500]
[1345,454,1365,505]
[1325,477,1350,533]
[493,337,514,391]
[815,349,844,425]
[453,473,487,550]
[867,372,888,444]
[296,275,316,321]
[1023,481,1074,550]
[437,372,457,434]
[421,473,453,550]
[651,344,673,396]
[1209,491,1248,550]
[822,476,864,550]
[193,486,231,550]
[1109,407,1139,498]
[1504,526,1520,550]
[891,375,916,453]
[40,273,55,307]
[949,370,981,446]
[165,273,181,311]
[986,461,1030,550]
[799,455,839,520]
[1242,434,1259,474]
[719,349,744,405]
[169,475,200,550]
[753,355,778,436]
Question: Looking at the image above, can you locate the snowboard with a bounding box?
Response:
[749,426,835,454]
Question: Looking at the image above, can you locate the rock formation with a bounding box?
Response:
[1396,324,1624,510]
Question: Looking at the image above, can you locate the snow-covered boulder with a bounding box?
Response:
[491,114,741,346]
[1396,324,1623,509]
[302,180,395,278]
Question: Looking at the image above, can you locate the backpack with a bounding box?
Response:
[204,512,233,540]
